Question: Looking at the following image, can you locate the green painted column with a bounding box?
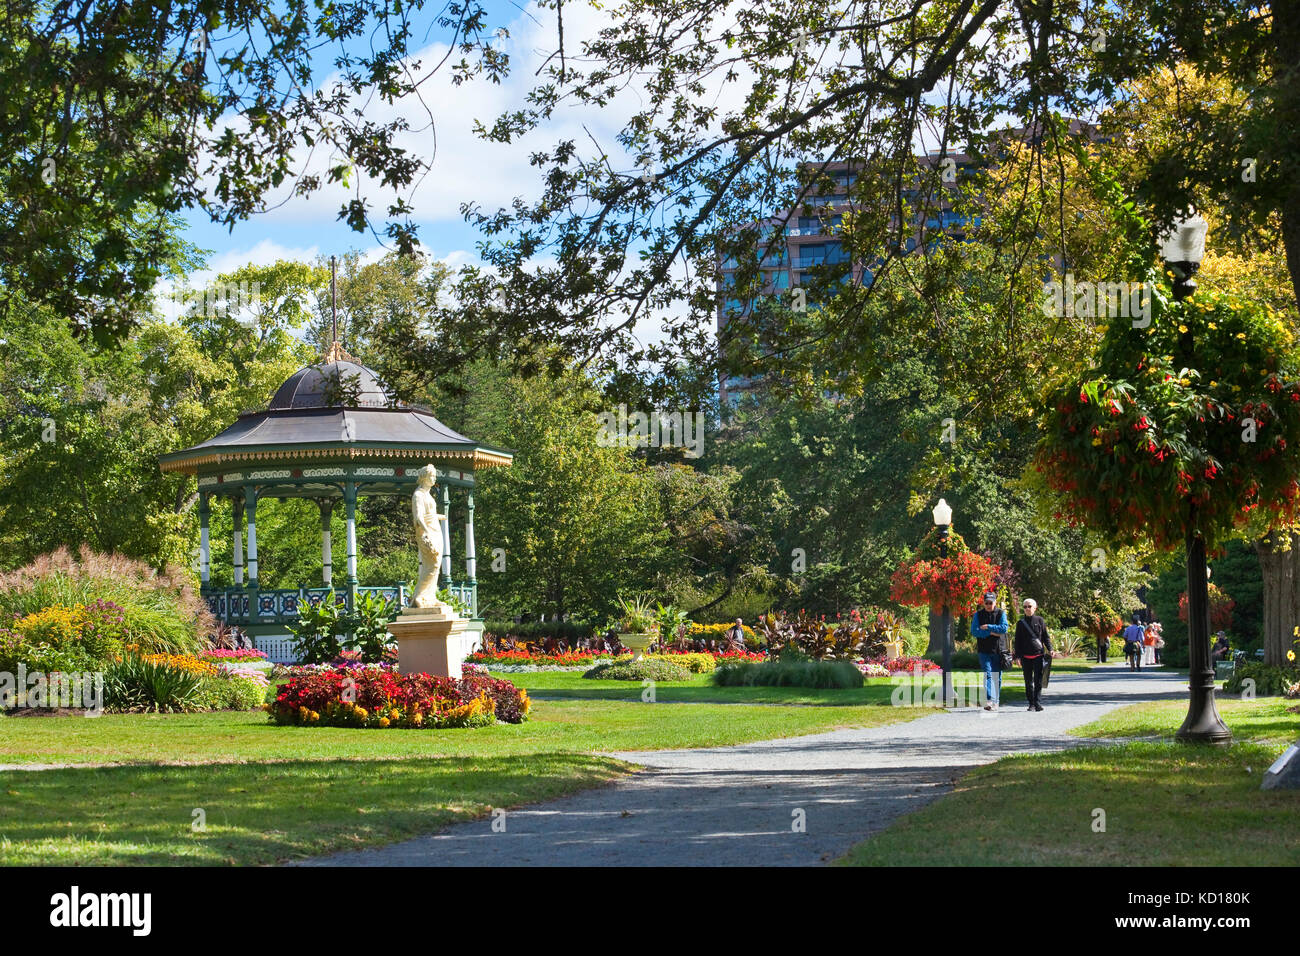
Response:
[440,483,452,584]
[198,493,211,587]
[465,493,477,617]
[319,499,334,588]
[244,485,260,624]
[232,497,245,587]
[344,482,358,611]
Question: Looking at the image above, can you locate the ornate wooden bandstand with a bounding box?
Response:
[158,344,512,661]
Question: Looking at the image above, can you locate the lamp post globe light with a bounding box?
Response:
[1160,211,1231,744]
[932,498,955,708]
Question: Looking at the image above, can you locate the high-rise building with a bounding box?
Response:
[717,123,1092,407]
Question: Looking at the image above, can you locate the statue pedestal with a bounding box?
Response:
[389,601,471,679]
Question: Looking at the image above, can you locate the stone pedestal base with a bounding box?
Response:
[389,601,471,679]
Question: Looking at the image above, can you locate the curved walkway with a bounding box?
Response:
[295,664,1189,867]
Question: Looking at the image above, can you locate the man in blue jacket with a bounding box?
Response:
[971,591,1009,710]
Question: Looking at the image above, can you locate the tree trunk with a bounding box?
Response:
[1255,529,1300,666]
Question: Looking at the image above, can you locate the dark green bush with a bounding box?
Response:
[1223,662,1299,697]
[583,658,692,681]
[927,649,980,670]
[484,620,596,642]
[197,671,272,711]
[711,658,864,689]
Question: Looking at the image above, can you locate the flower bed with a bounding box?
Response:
[855,661,891,678]
[200,648,268,661]
[864,655,941,674]
[269,666,530,728]
[104,649,269,713]
[469,648,768,672]
[467,649,622,668]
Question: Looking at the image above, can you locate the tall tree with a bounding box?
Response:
[0,1,507,336]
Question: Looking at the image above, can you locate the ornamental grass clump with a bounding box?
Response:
[711,657,864,689]
[0,548,212,655]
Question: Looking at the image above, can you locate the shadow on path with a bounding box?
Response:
[293,666,1191,867]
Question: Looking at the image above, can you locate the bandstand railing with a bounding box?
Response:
[202,580,478,627]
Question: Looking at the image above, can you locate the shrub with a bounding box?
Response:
[288,593,347,664]
[269,667,528,728]
[1224,662,1300,697]
[687,622,757,643]
[348,591,399,662]
[0,599,129,673]
[482,620,596,643]
[648,652,716,673]
[1051,628,1087,658]
[0,548,211,654]
[198,668,271,710]
[711,658,864,689]
[583,659,692,681]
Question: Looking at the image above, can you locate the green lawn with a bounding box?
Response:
[0,698,923,766]
[0,753,625,866]
[838,696,1300,867]
[0,694,924,865]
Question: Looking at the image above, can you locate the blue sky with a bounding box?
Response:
[177,0,618,283]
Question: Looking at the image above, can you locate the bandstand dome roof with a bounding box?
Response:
[269,358,390,410]
[158,346,513,490]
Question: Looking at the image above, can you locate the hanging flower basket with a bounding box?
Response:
[889,549,1000,614]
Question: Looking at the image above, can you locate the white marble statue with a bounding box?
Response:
[410,464,444,607]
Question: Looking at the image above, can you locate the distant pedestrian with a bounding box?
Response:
[1121,614,1145,671]
[1097,629,1110,664]
[724,618,747,653]
[1014,599,1053,711]
[1152,623,1165,664]
[1141,622,1157,667]
[971,591,1009,710]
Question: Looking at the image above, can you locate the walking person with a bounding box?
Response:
[1141,621,1157,667]
[1121,613,1145,671]
[1097,629,1110,664]
[971,591,1009,710]
[1014,599,1053,711]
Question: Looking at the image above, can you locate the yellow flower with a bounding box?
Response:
[378,717,391,728]
[1237,333,1247,340]
[1178,324,1188,333]
[1288,650,1296,662]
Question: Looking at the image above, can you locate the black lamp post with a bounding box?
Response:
[1162,213,1232,744]
[933,498,956,708]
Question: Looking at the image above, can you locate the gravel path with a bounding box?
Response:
[295,664,1189,867]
